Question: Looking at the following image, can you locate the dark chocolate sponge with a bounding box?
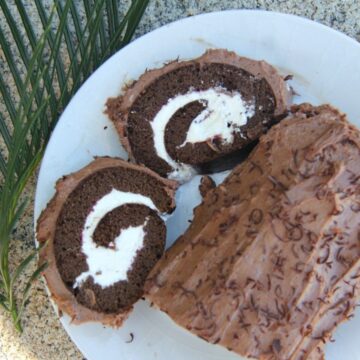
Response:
[106,49,291,180]
[37,157,177,326]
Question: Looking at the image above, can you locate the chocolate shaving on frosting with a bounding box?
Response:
[145,104,360,359]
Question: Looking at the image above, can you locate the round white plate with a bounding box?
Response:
[34,10,360,360]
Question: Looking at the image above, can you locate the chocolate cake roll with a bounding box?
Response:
[106,49,291,182]
[145,104,360,359]
[37,157,177,326]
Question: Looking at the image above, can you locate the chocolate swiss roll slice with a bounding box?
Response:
[145,104,360,359]
[37,157,177,326]
[106,49,291,182]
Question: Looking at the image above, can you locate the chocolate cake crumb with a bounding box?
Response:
[199,175,216,198]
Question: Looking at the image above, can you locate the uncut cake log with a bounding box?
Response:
[106,49,291,182]
[145,104,360,359]
[37,157,177,326]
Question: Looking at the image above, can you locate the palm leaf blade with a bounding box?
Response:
[0,150,6,177]
[60,0,107,99]
[1,0,48,116]
[100,0,150,62]
[0,0,150,332]
[0,25,25,100]
[68,2,86,60]
[0,112,12,151]
[55,1,78,80]
[122,0,150,44]
[98,1,108,56]
[15,0,59,118]
[1,2,31,67]
[10,241,46,288]
[33,0,69,106]
[0,294,9,312]
[0,71,17,124]
[17,262,48,318]
[106,0,118,40]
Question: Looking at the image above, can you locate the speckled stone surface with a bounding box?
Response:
[0,1,359,359]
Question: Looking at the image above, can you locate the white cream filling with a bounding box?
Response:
[179,90,254,146]
[150,87,254,181]
[74,189,157,289]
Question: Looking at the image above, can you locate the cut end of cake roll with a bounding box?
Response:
[37,157,177,326]
[106,49,292,182]
[145,104,360,359]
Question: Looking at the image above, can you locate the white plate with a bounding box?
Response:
[34,10,360,360]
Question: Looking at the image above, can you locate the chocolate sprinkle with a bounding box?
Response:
[125,333,134,343]
[145,104,360,360]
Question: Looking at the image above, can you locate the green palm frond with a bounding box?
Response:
[0,0,150,332]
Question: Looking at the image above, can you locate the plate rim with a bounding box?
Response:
[34,9,360,360]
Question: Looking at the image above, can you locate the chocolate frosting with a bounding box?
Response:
[145,104,360,359]
[37,157,177,326]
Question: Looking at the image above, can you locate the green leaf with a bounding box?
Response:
[33,0,66,109]
[68,2,86,60]
[106,0,119,40]
[57,0,107,106]
[1,1,43,112]
[82,0,106,77]
[5,49,51,187]
[10,242,46,288]
[98,2,108,56]
[10,252,37,289]
[100,0,150,62]
[122,0,149,44]
[1,2,30,66]
[33,0,69,108]
[23,262,48,299]
[14,0,58,119]
[16,261,48,319]
[0,72,30,174]
[0,151,6,177]
[0,112,12,151]
[0,19,24,95]
[0,294,9,312]
[54,2,77,81]
[0,0,150,332]
[0,69,17,125]
[8,199,28,237]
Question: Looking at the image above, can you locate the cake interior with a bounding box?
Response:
[54,167,169,313]
[126,63,276,176]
